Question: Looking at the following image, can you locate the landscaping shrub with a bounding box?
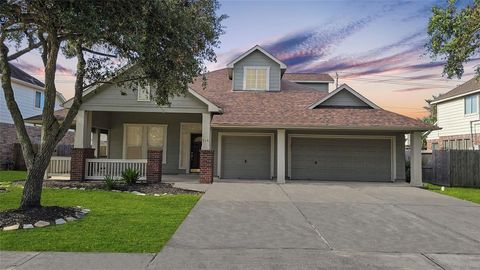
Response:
[122,168,140,186]
[104,175,117,190]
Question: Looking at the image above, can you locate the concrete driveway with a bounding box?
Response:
[2,182,479,269]
[149,182,480,269]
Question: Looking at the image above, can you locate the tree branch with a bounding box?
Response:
[82,47,116,58]
[57,43,86,143]
[0,43,35,169]
[7,41,42,61]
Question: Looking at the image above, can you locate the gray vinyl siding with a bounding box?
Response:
[295,82,329,92]
[80,83,208,113]
[320,89,370,107]
[232,50,281,91]
[104,112,201,174]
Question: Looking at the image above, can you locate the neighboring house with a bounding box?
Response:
[29,45,431,184]
[426,77,480,150]
[0,64,74,168]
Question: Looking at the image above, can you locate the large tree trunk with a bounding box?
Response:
[19,142,57,210]
[20,165,47,209]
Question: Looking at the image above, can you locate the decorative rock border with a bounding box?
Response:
[1,206,90,231]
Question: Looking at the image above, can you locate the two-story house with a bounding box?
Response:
[30,45,431,184]
[427,77,480,150]
[0,64,73,168]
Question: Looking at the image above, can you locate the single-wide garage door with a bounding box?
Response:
[222,136,271,179]
[291,137,391,181]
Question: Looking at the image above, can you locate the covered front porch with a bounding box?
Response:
[46,109,215,183]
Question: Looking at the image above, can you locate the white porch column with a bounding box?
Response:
[277,129,286,184]
[201,113,212,150]
[92,128,101,157]
[74,110,92,148]
[410,132,423,187]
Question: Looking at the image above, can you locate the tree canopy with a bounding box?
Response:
[0,0,225,209]
[427,0,480,79]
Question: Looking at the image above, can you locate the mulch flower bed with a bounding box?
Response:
[12,181,202,195]
[0,206,89,230]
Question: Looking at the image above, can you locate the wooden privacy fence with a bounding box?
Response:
[13,143,73,170]
[422,150,480,187]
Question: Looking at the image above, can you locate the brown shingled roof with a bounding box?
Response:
[24,108,72,124]
[283,73,334,82]
[433,76,480,103]
[190,69,432,131]
[10,64,45,87]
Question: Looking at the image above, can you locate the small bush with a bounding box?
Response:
[122,168,140,186]
[104,175,117,190]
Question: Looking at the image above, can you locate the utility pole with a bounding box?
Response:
[335,72,339,88]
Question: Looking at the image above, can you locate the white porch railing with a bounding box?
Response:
[85,159,147,180]
[46,156,71,178]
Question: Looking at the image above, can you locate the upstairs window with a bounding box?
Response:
[138,85,151,101]
[34,91,44,109]
[243,66,269,90]
[464,95,478,114]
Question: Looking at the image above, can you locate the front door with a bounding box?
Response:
[190,134,202,173]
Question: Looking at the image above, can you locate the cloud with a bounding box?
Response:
[263,16,374,67]
[12,60,75,76]
[393,87,433,92]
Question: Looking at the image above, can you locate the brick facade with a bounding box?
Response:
[70,148,95,181]
[146,150,163,183]
[427,133,480,150]
[0,122,75,169]
[199,150,214,184]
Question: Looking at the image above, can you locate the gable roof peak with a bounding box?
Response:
[226,45,287,69]
[308,83,380,109]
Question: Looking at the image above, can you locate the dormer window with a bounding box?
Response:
[137,85,151,101]
[243,66,269,90]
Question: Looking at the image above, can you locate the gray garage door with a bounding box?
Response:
[291,137,391,181]
[222,136,271,179]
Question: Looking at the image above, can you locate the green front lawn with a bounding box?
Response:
[0,187,200,252]
[425,183,480,204]
[0,170,27,183]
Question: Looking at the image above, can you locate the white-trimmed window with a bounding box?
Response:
[243,66,269,90]
[137,85,151,101]
[123,124,167,163]
[34,91,44,109]
[464,95,478,114]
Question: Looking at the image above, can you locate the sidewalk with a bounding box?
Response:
[0,251,156,270]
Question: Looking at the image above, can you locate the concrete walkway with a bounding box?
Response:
[2,182,480,269]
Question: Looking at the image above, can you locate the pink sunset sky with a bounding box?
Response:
[9,0,479,119]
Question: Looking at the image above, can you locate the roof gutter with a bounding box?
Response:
[430,89,480,104]
[210,124,436,132]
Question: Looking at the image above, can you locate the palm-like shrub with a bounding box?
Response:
[104,175,117,190]
[122,168,140,186]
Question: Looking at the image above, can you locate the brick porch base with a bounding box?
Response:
[200,150,214,184]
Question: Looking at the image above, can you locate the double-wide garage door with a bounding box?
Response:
[290,137,392,181]
[222,136,271,179]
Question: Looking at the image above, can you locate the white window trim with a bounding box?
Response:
[137,85,151,102]
[242,66,270,91]
[122,123,167,163]
[464,94,479,115]
[34,91,42,109]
